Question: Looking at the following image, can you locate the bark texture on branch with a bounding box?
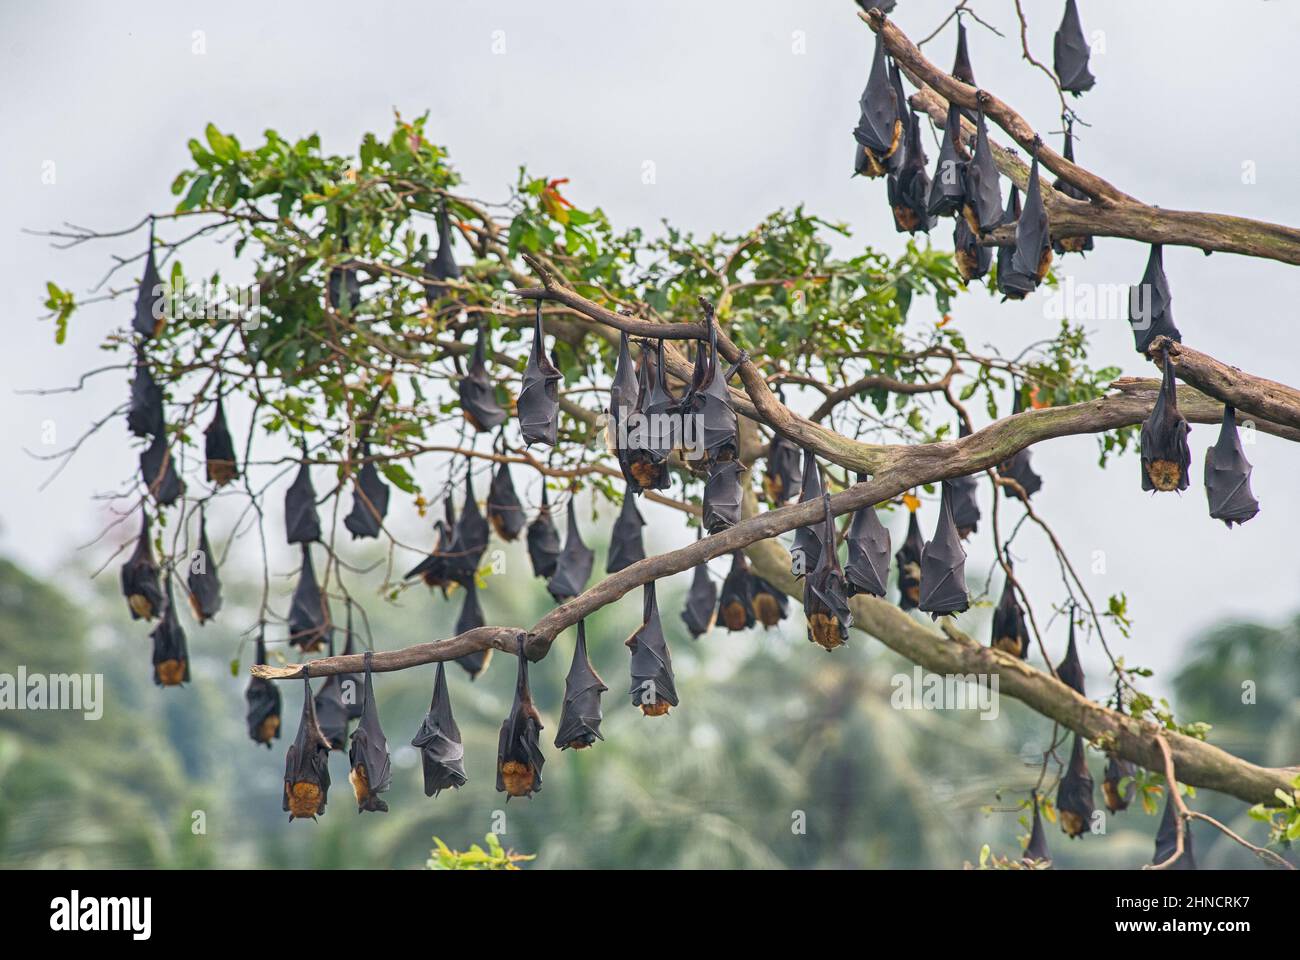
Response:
[1150,336,1300,431]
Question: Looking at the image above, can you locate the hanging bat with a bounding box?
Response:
[314,671,350,752]
[140,432,184,506]
[918,483,970,618]
[497,635,546,798]
[998,390,1043,500]
[343,446,390,540]
[994,185,1022,298]
[717,550,757,632]
[410,661,469,796]
[1051,122,1094,255]
[608,332,641,472]
[895,507,924,610]
[546,495,595,602]
[926,102,969,218]
[1102,754,1137,813]
[406,497,456,591]
[852,32,901,177]
[606,487,647,574]
[458,326,507,432]
[951,19,977,86]
[1056,733,1095,838]
[962,111,1003,236]
[763,430,803,505]
[1053,0,1096,96]
[1153,791,1195,869]
[626,581,678,716]
[337,615,365,721]
[554,620,608,749]
[954,217,991,283]
[1023,794,1052,865]
[680,532,719,638]
[624,339,674,492]
[702,460,744,534]
[1056,618,1085,696]
[288,545,331,652]
[990,562,1029,658]
[789,448,825,578]
[284,459,321,544]
[150,576,190,687]
[1204,403,1259,526]
[423,205,461,306]
[693,320,738,463]
[844,489,892,598]
[519,301,563,446]
[487,461,527,541]
[1140,345,1191,492]
[527,484,563,579]
[1128,245,1180,353]
[998,152,1051,299]
[445,470,490,586]
[204,396,239,486]
[121,509,163,621]
[804,493,853,651]
[186,507,222,623]
[245,631,282,748]
[752,577,790,629]
[127,353,164,439]
[132,222,165,339]
[348,653,392,814]
[283,676,332,820]
[888,108,936,235]
[453,580,493,679]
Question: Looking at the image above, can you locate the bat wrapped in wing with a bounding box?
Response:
[1056,733,1095,838]
[410,661,468,796]
[926,102,969,218]
[283,675,332,820]
[895,507,924,610]
[444,471,490,586]
[343,446,389,540]
[526,485,562,579]
[763,429,803,505]
[962,110,1003,236]
[997,152,1051,299]
[804,494,853,651]
[1056,618,1085,696]
[918,484,970,618]
[132,221,165,339]
[717,550,757,632]
[458,326,507,432]
[140,432,184,506]
[1053,0,1096,96]
[121,509,163,621]
[1128,244,1180,354]
[284,459,321,544]
[852,32,901,177]
[1051,123,1095,255]
[127,354,164,438]
[423,205,461,307]
[496,635,545,798]
[453,580,493,680]
[1204,403,1259,526]
[606,487,646,574]
[1153,791,1195,868]
[518,301,563,446]
[627,581,678,716]
[288,545,331,652]
[1140,345,1191,492]
[546,496,595,602]
[702,459,744,534]
[844,488,891,598]
[680,532,719,638]
[347,652,392,813]
[789,448,824,578]
[204,396,239,486]
[245,631,282,747]
[150,576,190,687]
[487,461,526,541]
[186,507,222,623]
[555,620,608,749]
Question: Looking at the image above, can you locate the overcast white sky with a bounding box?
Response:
[3,1,1299,686]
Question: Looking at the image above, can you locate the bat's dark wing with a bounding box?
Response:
[445,472,490,584]
[410,661,468,796]
[284,461,321,544]
[844,502,892,597]
[627,581,678,712]
[702,460,744,534]
[204,396,239,486]
[681,560,719,637]
[284,677,332,820]
[1055,619,1085,696]
[990,570,1029,659]
[926,103,968,217]
[606,488,647,573]
[1000,154,1051,299]
[717,551,757,632]
[423,206,462,305]
[962,112,1003,234]
[554,620,609,749]
[1140,348,1191,492]
[1055,733,1096,837]
[518,303,563,446]
[1103,754,1137,813]
[121,509,163,621]
[789,448,825,578]
[918,486,970,617]
[487,461,527,542]
[1053,0,1096,95]
[343,451,390,540]
[852,33,901,176]
[1204,404,1259,526]
[132,235,164,339]
[453,581,493,680]
[127,354,164,438]
[546,498,595,601]
[763,432,803,504]
[149,576,190,687]
[497,636,545,798]
[186,511,223,623]
[803,494,854,650]
[245,634,282,748]
[526,488,562,579]
[954,216,991,283]
[895,510,925,610]
[140,433,184,506]
[1129,244,1180,353]
[348,655,392,813]
[1153,791,1196,868]
[288,545,331,652]
[1023,798,1052,865]
[458,327,507,432]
